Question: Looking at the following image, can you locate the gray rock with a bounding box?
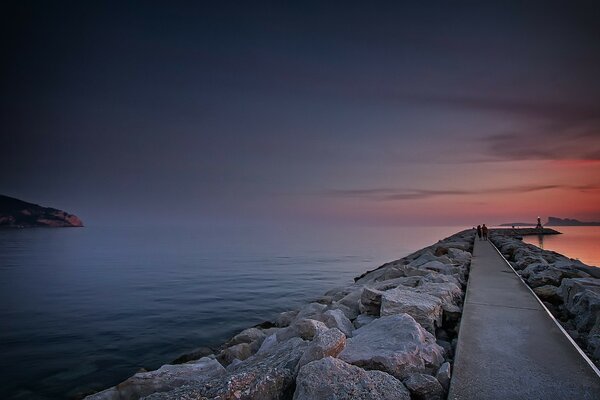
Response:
[435,362,451,392]
[145,337,308,400]
[218,342,255,365]
[338,314,444,379]
[257,333,278,354]
[297,328,346,369]
[337,289,364,318]
[447,248,472,265]
[276,318,329,341]
[293,357,411,400]
[380,288,443,333]
[533,285,562,304]
[403,373,444,400]
[86,357,225,400]
[327,302,359,320]
[276,310,299,327]
[321,309,354,337]
[294,302,327,322]
[527,267,564,288]
[359,287,384,316]
[230,327,267,346]
[354,314,376,329]
[559,278,600,332]
[415,281,463,307]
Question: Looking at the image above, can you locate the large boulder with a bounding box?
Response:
[359,287,384,316]
[533,285,562,304]
[293,357,411,400]
[380,288,443,333]
[145,337,308,400]
[559,278,600,332]
[86,357,225,400]
[415,281,463,307]
[447,248,471,265]
[354,314,376,329]
[321,309,354,337]
[276,319,329,342]
[402,373,444,400]
[294,303,327,323]
[229,327,267,346]
[338,314,444,379]
[297,328,346,369]
[435,362,451,392]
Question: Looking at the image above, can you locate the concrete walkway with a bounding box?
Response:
[448,238,600,400]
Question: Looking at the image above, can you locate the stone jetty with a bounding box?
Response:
[86,230,474,400]
[490,231,600,364]
[85,228,600,400]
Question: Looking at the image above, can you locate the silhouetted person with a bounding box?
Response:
[476,225,482,241]
[482,224,488,241]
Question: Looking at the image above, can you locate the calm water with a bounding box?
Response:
[522,226,600,267]
[0,224,466,400]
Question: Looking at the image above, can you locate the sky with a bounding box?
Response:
[2,1,600,226]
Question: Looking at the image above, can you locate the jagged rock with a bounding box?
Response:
[559,278,600,332]
[257,333,278,354]
[327,302,358,320]
[294,303,327,322]
[338,314,444,379]
[447,248,471,265]
[415,281,463,307]
[527,267,564,288]
[293,357,411,400]
[533,285,562,304]
[276,310,299,327]
[86,357,225,400]
[435,362,451,392]
[403,373,444,400]
[372,276,423,290]
[297,328,346,369]
[337,289,363,318]
[218,342,255,365]
[359,287,384,316]
[229,327,267,346]
[321,309,354,337]
[380,288,443,333]
[436,339,452,357]
[276,318,329,341]
[171,347,213,364]
[145,338,308,400]
[354,314,376,329]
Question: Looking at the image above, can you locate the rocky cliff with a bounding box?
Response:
[0,194,83,228]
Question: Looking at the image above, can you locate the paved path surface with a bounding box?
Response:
[448,238,600,400]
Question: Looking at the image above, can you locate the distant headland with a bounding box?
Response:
[500,216,600,227]
[0,194,83,228]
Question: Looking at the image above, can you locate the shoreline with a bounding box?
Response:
[85,228,599,400]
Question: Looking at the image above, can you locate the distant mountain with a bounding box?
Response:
[545,217,600,226]
[0,195,83,228]
[499,222,536,227]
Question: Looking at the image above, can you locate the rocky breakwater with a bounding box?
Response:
[86,230,474,400]
[490,232,600,365]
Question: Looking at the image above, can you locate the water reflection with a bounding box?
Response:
[523,227,600,267]
[536,234,544,249]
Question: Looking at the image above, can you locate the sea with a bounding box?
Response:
[0,224,598,399]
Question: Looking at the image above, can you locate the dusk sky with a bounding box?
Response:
[2,1,600,226]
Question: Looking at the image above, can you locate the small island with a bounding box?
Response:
[0,194,83,228]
